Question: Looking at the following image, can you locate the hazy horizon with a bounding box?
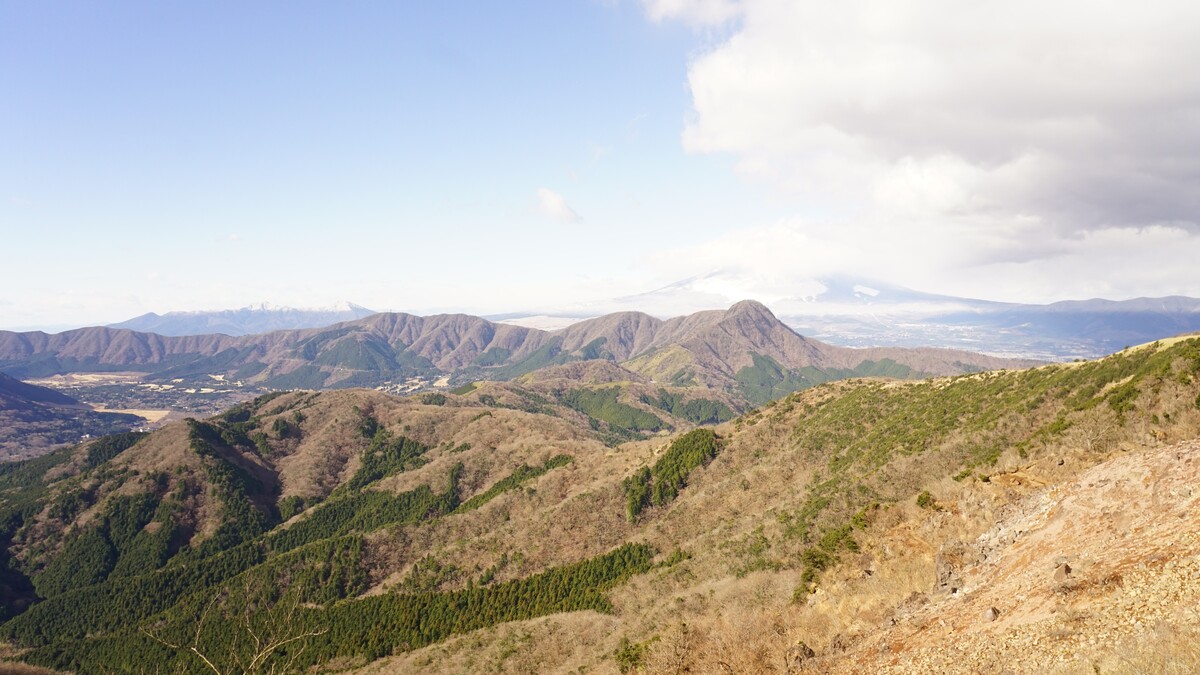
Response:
[7,280,1200,336]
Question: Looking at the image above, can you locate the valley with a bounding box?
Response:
[23,372,262,421]
[0,374,148,462]
[0,301,1039,465]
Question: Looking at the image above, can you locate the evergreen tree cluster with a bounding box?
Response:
[455,454,572,514]
[641,388,735,425]
[560,387,664,433]
[16,542,654,674]
[272,464,462,553]
[342,427,429,492]
[623,429,720,521]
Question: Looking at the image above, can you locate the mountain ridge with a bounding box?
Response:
[0,302,1037,403]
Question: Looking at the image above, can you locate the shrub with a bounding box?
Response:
[916,490,938,510]
[420,393,447,406]
[614,636,655,673]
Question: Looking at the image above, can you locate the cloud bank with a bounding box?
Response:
[643,0,1200,302]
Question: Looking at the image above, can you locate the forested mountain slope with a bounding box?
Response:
[0,337,1196,673]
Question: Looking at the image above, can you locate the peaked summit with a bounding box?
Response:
[1,302,1036,407]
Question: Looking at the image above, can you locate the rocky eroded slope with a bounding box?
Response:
[828,438,1200,674]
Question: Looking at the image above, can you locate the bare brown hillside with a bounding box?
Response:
[361,438,1200,675]
[823,438,1200,674]
[4,337,1195,674]
[350,339,1200,674]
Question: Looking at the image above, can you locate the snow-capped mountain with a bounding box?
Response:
[108,302,377,336]
[558,272,1200,361]
[641,274,1200,360]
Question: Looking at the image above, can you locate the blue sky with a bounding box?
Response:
[4,1,1200,329]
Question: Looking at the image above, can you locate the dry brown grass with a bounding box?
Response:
[354,612,622,674]
[353,431,1199,674]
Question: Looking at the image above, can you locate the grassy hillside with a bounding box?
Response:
[0,337,1197,673]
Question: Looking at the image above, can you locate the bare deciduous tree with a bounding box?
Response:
[1068,407,1118,454]
[141,578,328,675]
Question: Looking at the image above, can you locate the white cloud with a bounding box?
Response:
[535,188,582,223]
[679,1,1200,230]
[639,216,1200,306]
[634,0,1200,302]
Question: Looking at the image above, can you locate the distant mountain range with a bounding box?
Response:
[89,280,1200,360]
[108,302,377,336]
[0,301,1036,409]
[929,297,1200,359]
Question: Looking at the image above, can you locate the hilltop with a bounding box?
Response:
[0,335,1196,673]
[66,281,1200,361]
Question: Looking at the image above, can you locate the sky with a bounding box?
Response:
[3,0,1200,330]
